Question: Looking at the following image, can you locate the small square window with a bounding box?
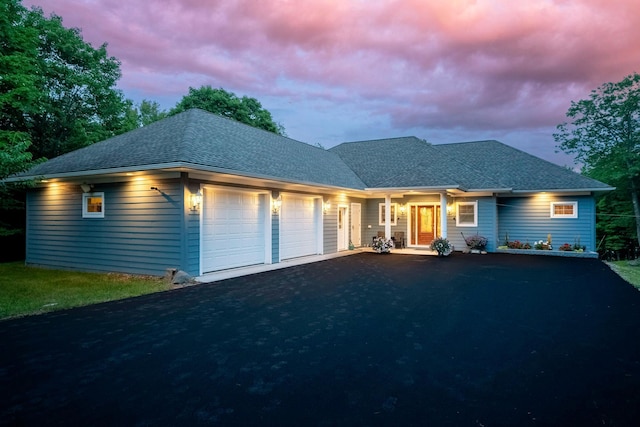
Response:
[456,201,478,227]
[83,192,104,218]
[550,201,577,218]
[379,203,397,226]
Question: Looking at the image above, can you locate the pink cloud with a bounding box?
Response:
[24,0,640,164]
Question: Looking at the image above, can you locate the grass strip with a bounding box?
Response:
[0,262,170,320]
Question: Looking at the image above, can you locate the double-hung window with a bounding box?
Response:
[378,203,397,226]
[456,201,477,227]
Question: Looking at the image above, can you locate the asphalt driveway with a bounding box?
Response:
[1,253,640,426]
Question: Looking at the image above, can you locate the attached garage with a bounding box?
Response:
[280,194,322,260]
[201,187,270,273]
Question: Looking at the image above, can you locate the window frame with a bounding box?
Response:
[550,201,578,219]
[378,203,397,226]
[456,201,478,227]
[82,192,105,218]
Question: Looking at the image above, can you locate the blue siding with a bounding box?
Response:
[26,178,185,276]
[447,197,498,252]
[323,195,337,254]
[185,182,201,276]
[497,195,596,250]
[361,197,412,245]
[322,194,366,252]
[272,213,279,264]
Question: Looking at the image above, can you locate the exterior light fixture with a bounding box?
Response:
[399,204,406,215]
[323,200,331,214]
[446,203,455,218]
[190,189,203,211]
[80,183,92,193]
[272,195,282,214]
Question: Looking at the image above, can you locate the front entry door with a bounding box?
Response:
[410,205,440,246]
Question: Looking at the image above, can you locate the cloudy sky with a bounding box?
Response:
[27,0,639,166]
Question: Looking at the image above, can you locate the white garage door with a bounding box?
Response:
[201,188,268,273]
[280,195,320,260]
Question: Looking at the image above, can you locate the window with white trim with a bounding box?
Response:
[378,203,397,226]
[456,201,477,227]
[83,192,104,218]
[550,201,577,218]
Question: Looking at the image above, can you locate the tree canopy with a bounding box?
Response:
[554,73,640,248]
[0,0,132,235]
[1,0,133,163]
[170,86,286,135]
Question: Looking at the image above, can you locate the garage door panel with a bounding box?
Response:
[280,195,320,260]
[202,188,267,272]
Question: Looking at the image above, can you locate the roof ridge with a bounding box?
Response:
[331,136,427,149]
[184,108,330,153]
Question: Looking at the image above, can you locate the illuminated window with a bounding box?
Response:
[83,192,104,218]
[550,201,577,218]
[378,203,397,226]
[456,201,477,227]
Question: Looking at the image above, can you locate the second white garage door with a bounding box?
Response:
[280,194,321,260]
[201,187,269,273]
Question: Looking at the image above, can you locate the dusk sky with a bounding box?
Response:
[26,0,639,166]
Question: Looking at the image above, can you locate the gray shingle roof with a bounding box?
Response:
[14,110,611,193]
[15,109,367,190]
[330,138,611,192]
[328,137,462,188]
[432,140,612,191]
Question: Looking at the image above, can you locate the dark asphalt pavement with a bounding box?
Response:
[1,253,639,426]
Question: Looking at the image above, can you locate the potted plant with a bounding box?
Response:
[463,233,488,253]
[372,236,394,253]
[431,237,452,256]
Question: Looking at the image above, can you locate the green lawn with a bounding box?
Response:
[0,262,171,320]
[608,260,640,290]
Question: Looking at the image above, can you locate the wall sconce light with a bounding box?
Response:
[80,183,93,193]
[323,200,331,214]
[190,189,203,211]
[272,195,282,214]
[446,203,456,218]
[399,204,406,215]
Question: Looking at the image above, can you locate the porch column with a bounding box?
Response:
[385,194,392,240]
[440,192,448,238]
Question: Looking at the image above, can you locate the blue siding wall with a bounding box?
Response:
[361,197,412,245]
[323,198,337,253]
[272,213,280,264]
[26,178,185,276]
[497,195,595,250]
[323,194,366,252]
[185,180,201,276]
[447,196,498,252]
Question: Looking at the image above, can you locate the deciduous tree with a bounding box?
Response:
[171,86,285,135]
[555,73,640,246]
[1,0,131,236]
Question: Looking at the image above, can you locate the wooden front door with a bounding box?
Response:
[410,205,440,246]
